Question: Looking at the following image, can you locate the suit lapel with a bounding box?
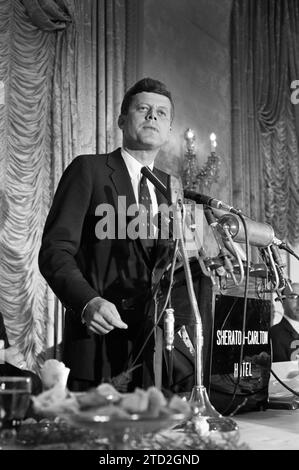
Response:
[281,317,299,339]
[106,148,136,210]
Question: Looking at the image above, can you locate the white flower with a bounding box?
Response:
[40,359,70,390]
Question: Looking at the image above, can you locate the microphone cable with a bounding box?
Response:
[221,212,250,415]
[269,368,299,398]
[127,238,180,373]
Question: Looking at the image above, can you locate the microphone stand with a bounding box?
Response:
[174,198,237,432]
[164,307,175,390]
[141,166,237,431]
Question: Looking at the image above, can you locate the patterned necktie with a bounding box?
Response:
[139,172,155,247]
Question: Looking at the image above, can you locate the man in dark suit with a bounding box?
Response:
[39,78,195,392]
[270,283,299,362]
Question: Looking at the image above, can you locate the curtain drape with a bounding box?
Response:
[0,0,140,372]
[0,0,55,371]
[231,0,299,245]
[22,0,71,31]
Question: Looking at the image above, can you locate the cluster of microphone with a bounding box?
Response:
[141,166,298,348]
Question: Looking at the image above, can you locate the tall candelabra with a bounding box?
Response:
[183,129,221,193]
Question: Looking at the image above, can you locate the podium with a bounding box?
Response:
[170,260,272,415]
[208,279,272,415]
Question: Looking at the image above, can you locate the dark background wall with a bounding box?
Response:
[139,0,233,206]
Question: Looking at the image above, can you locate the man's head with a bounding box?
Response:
[118,78,173,153]
[282,282,299,322]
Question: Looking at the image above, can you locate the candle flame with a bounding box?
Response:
[210,132,217,149]
[185,128,195,141]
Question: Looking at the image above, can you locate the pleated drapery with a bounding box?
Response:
[0,0,139,372]
[22,0,71,31]
[0,0,55,371]
[231,0,299,245]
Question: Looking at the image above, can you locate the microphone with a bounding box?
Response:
[164,308,175,351]
[184,189,241,215]
[217,213,299,257]
[217,213,275,248]
[270,244,288,290]
[273,237,299,261]
[140,166,170,202]
[204,206,236,279]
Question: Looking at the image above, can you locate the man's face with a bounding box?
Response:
[283,288,299,321]
[118,92,172,151]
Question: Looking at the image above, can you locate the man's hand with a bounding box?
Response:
[83,297,128,335]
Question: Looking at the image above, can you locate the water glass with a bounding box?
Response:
[0,376,32,444]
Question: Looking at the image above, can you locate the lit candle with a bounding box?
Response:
[210,132,217,153]
[185,128,195,141]
[184,128,196,153]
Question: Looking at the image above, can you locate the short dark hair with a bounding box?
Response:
[120,77,174,120]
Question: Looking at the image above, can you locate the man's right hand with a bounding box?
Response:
[83,297,128,335]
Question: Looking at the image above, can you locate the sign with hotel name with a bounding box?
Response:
[216,330,269,346]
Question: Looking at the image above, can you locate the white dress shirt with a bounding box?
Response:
[121,148,158,228]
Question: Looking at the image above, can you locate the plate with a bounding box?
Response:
[64,411,187,436]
